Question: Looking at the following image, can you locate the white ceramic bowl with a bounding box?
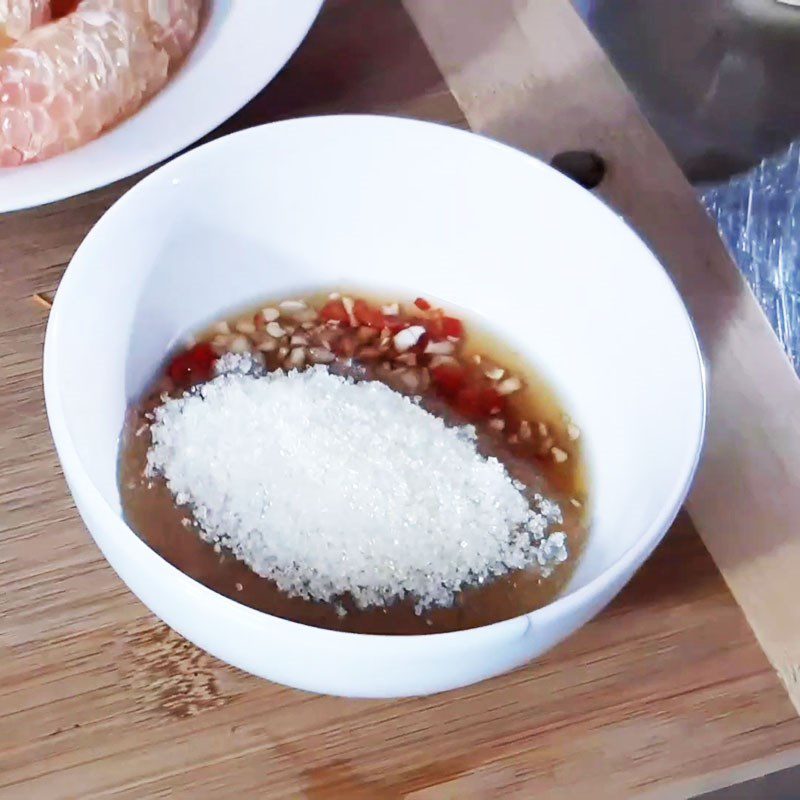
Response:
[44,116,705,698]
[0,0,322,212]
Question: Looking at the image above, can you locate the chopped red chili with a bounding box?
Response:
[319,299,350,324]
[441,317,463,339]
[453,385,502,419]
[431,364,466,397]
[168,342,216,386]
[353,299,385,329]
[383,316,407,333]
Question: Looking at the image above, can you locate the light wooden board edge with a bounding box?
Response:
[404,0,800,714]
[644,747,800,800]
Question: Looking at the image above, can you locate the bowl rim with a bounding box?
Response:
[43,114,708,645]
[0,0,324,213]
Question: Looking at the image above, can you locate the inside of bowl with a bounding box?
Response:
[49,117,704,604]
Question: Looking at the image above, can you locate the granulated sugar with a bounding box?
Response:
[146,365,567,611]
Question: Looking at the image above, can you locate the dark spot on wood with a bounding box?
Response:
[550,150,606,189]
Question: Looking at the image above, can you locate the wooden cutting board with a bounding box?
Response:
[3,1,800,797]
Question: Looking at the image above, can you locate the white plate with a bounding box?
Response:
[0,0,323,213]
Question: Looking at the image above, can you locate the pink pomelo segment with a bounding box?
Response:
[0,0,51,40]
[0,0,201,167]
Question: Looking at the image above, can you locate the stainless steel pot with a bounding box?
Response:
[576,0,800,182]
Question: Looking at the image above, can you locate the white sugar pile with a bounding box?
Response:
[146,364,567,611]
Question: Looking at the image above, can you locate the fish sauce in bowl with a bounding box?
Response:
[119,291,589,635]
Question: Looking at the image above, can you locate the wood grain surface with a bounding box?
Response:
[2,1,800,798]
[405,0,800,716]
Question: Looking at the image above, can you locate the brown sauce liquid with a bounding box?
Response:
[119,291,589,634]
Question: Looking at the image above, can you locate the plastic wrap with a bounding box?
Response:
[702,141,800,373]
